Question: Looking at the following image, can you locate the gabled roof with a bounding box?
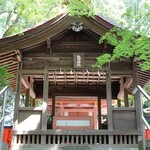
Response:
[0,14,149,93]
[0,14,114,53]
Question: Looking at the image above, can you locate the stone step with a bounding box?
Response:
[10,144,138,150]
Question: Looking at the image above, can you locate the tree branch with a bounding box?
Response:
[3,14,20,37]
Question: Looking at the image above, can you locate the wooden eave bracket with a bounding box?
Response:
[21,76,36,99]
[46,37,52,53]
[117,77,133,99]
[15,50,22,62]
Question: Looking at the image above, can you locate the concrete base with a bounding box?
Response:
[138,140,150,150]
[146,140,150,150]
[2,142,8,150]
[10,144,138,150]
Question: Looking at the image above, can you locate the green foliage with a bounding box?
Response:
[119,95,134,107]
[0,89,15,126]
[93,54,111,68]
[95,0,150,71]
[35,99,42,107]
[144,100,150,109]
[67,0,94,17]
[0,0,128,37]
[47,113,52,123]
[0,65,13,89]
[145,83,150,95]
[96,28,150,70]
[1,0,121,37]
[0,0,64,37]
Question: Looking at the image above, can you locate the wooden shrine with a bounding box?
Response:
[0,14,150,150]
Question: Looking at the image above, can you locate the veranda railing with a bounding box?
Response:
[0,86,12,150]
[132,85,150,150]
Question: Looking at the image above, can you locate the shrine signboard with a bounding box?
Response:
[73,53,84,69]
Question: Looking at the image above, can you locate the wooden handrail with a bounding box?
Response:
[132,85,150,131]
[0,86,8,95]
[0,117,4,124]
[0,86,12,150]
[142,116,150,131]
[132,85,150,150]
[132,85,150,101]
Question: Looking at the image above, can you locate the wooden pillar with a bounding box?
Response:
[124,88,129,107]
[60,103,63,116]
[25,89,30,107]
[132,62,141,131]
[41,62,49,143]
[13,61,22,130]
[93,102,98,130]
[106,70,113,131]
[42,66,49,131]
[97,96,101,129]
[52,96,56,118]
[106,67,113,144]
[32,99,36,107]
[117,99,121,107]
[51,95,56,129]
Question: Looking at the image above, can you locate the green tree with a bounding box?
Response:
[0,65,12,89]
[0,0,126,37]
[94,0,150,70]
[0,0,64,37]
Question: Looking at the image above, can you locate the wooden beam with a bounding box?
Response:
[21,76,36,99]
[0,52,15,60]
[61,108,94,112]
[54,93,99,96]
[23,53,102,59]
[117,77,132,99]
[52,41,99,48]
[19,69,44,74]
[111,70,134,75]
